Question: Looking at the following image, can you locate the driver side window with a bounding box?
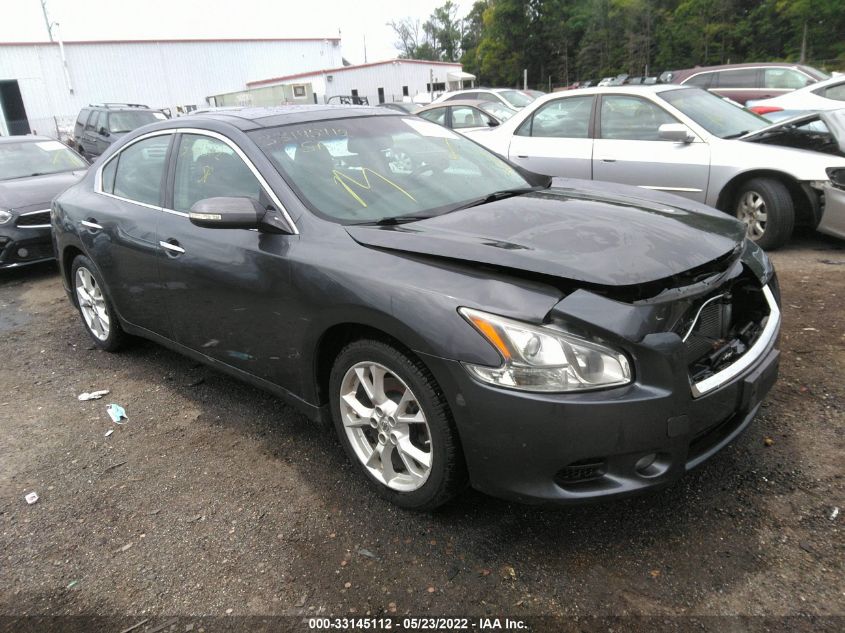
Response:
[599,95,678,141]
[173,134,262,212]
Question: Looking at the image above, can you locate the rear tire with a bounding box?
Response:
[329,339,466,510]
[71,255,126,352]
[734,177,794,250]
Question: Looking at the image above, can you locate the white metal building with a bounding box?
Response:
[242,59,474,106]
[0,37,343,138]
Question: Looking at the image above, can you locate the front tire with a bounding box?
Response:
[71,255,126,352]
[734,177,794,250]
[329,339,466,510]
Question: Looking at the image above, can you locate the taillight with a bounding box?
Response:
[749,105,784,116]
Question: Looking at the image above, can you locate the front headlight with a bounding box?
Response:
[459,307,632,392]
[0,209,12,225]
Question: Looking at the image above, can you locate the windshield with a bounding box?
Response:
[659,88,769,138]
[479,101,516,121]
[249,116,531,223]
[107,111,166,133]
[497,90,535,108]
[0,140,87,181]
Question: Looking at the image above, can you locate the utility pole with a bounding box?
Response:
[40,0,54,42]
[799,21,807,63]
[523,69,527,90]
[363,34,367,63]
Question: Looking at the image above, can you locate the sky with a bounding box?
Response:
[3,0,476,65]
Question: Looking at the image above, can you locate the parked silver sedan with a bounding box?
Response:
[465,85,845,249]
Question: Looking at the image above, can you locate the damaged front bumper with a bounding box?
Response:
[422,244,781,505]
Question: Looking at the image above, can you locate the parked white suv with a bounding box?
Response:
[431,88,537,110]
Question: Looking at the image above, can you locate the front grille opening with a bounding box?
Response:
[555,458,607,486]
[16,211,50,227]
[678,270,770,384]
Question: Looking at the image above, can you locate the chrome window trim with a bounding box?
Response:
[690,285,780,398]
[94,127,298,234]
[640,186,704,193]
[17,208,52,229]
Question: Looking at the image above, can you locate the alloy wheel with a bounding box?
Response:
[736,190,767,240]
[75,267,110,341]
[339,361,433,491]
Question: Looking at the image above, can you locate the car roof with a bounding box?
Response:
[669,62,823,78]
[542,84,688,98]
[145,105,399,132]
[0,135,56,145]
[419,99,509,110]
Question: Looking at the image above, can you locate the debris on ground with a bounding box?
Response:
[78,390,109,401]
[66,580,78,589]
[831,507,840,521]
[502,565,516,581]
[24,492,39,505]
[104,429,114,437]
[106,403,127,423]
[763,437,775,446]
[358,547,379,560]
[99,461,127,476]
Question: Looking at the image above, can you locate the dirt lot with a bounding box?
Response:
[0,231,843,631]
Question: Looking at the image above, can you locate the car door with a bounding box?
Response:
[507,95,595,179]
[94,113,112,156]
[83,131,174,332]
[592,94,710,203]
[80,111,99,157]
[156,130,298,387]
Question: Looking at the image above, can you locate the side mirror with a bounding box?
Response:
[658,123,695,143]
[487,119,500,127]
[99,127,110,137]
[189,197,264,229]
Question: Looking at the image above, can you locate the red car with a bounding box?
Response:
[660,62,829,105]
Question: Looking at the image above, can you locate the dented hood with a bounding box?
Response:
[741,109,845,156]
[345,183,745,287]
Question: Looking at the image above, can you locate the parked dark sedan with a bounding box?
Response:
[1,136,87,269]
[53,106,781,509]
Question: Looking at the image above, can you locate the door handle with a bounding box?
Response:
[516,155,528,159]
[80,219,103,230]
[601,158,616,163]
[159,239,185,255]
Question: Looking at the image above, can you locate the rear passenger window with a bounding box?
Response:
[712,68,758,88]
[76,110,90,127]
[173,134,262,212]
[419,108,447,126]
[112,135,171,206]
[519,96,593,138]
[685,72,714,88]
[85,111,99,131]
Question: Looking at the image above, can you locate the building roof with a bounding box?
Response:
[247,59,463,88]
[0,37,339,47]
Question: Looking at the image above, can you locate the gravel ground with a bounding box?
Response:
[0,230,842,632]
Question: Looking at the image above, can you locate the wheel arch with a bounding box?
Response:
[715,169,820,226]
[61,245,86,304]
[313,322,433,408]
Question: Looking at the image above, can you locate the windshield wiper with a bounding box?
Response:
[723,130,752,139]
[355,214,435,226]
[450,185,548,212]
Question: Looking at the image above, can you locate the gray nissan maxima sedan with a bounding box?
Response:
[53,106,781,510]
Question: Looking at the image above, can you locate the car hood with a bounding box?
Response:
[741,109,845,156]
[346,180,745,287]
[0,170,87,212]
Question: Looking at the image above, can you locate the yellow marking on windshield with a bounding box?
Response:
[333,168,417,208]
[444,138,459,160]
[199,165,213,183]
